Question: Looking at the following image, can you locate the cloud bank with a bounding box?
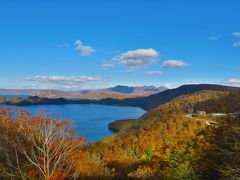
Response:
[26,76,102,89]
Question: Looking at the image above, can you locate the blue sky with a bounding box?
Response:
[0,0,240,90]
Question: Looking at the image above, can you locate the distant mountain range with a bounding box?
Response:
[0,85,167,99]
[109,85,162,94]
[3,84,240,111]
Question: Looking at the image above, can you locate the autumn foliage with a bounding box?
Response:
[0,90,240,179]
[91,90,240,179]
[0,108,112,179]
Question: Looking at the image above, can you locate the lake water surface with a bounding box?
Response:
[0,100,145,142]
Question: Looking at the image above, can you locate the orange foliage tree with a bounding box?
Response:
[0,108,87,179]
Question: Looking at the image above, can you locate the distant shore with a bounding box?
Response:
[0,95,148,110]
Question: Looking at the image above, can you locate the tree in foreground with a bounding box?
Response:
[0,108,112,179]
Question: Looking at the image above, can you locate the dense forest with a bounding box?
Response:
[0,90,240,179]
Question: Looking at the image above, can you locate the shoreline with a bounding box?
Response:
[0,95,149,111]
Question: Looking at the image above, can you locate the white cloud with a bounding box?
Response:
[75,40,95,56]
[113,48,159,67]
[25,75,102,89]
[144,71,163,75]
[233,41,240,47]
[226,78,240,86]
[100,63,114,69]
[208,35,222,41]
[232,32,240,37]
[162,60,188,68]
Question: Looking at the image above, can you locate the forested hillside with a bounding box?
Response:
[0,89,240,179]
[123,84,240,110]
[90,90,240,179]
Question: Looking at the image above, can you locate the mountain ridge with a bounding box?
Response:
[2,84,240,111]
[95,84,240,110]
[0,85,167,99]
[134,84,240,110]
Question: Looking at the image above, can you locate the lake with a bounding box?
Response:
[0,94,29,98]
[0,99,145,142]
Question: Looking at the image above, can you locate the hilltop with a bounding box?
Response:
[119,84,240,110]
